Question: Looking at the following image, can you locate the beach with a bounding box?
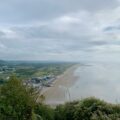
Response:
[42,64,79,106]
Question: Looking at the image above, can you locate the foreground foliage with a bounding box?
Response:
[0,75,36,120]
[55,98,120,120]
[1,76,120,120]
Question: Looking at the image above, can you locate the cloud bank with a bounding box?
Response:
[0,0,120,61]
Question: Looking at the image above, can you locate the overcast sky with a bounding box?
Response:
[1,0,120,61]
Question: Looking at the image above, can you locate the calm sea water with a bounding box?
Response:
[69,62,120,103]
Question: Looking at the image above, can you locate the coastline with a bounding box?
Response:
[42,64,80,106]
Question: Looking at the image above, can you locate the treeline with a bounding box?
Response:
[1,76,120,120]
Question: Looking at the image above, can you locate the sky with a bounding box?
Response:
[1,0,120,61]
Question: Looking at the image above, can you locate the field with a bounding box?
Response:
[0,60,75,83]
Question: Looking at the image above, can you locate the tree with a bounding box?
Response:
[0,75,36,120]
[34,104,54,120]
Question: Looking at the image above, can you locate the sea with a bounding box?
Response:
[69,62,120,103]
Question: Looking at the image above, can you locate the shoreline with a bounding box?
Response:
[42,64,80,106]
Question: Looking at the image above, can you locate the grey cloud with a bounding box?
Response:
[0,31,5,37]
[90,41,108,46]
[103,25,120,33]
[0,0,119,24]
[0,0,120,61]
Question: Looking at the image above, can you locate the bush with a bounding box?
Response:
[34,104,54,120]
[55,97,120,120]
[0,75,36,120]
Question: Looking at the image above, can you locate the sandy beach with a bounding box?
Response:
[42,64,79,106]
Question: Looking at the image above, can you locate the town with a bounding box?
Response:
[25,75,56,88]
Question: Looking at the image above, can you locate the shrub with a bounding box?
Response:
[0,75,36,120]
[55,97,120,120]
[34,104,54,120]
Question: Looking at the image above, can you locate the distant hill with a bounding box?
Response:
[0,60,5,62]
[0,60,7,66]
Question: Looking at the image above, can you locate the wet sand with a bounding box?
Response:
[42,65,79,106]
